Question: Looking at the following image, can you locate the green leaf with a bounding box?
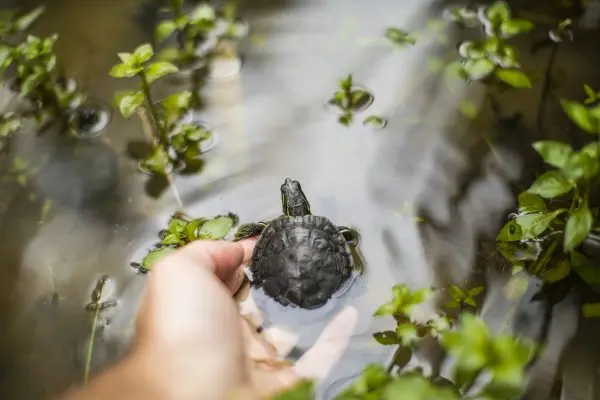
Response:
[467,286,484,296]
[184,218,208,241]
[571,250,600,286]
[161,232,183,246]
[384,27,416,46]
[540,258,571,283]
[140,145,171,176]
[109,63,141,78]
[0,117,22,137]
[117,52,132,63]
[142,246,176,270]
[373,330,401,345]
[486,1,511,25]
[132,43,154,64]
[14,5,45,32]
[532,140,573,169]
[562,151,599,180]
[155,19,177,43]
[495,69,532,88]
[114,90,144,119]
[584,84,596,100]
[145,61,178,84]
[374,301,397,317]
[461,58,495,80]
[496,220,522,242]
[515,209,566,239]
[500,19,534,38]
[560,99,597,134]
[273,380,314,400]
[449,285,464,300]
[527,170,573,198]
[189,4,216,23]
[198,215,235,240]
[564,202,593,251]
[518,192,547,214]
[382,374,461,400]
[396,323,419,346]
[582,303,600,318]
[337,364,391,397]
[441,313,490,372]
[161,90,192,110]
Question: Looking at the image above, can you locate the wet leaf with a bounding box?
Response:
[486,1,511,25]
[496,220,522,242]
[273,380,314,400]
[142,246,176,271]
[339,74,353,92]
[161,90,192,110]
[155,19,177,43]
[146,61,178,84]
[384,27,416,47]
[140,145,171,176]
[532,140,574,169]
[564,202,593,251]
[373,330,400,345]
[571,250,600,286]
[363,115,387,130]
[374,284,432,318]
[114,90,144,119]
[500,19,534,38]
[382,374,461,400]
[338,112,353,126]
[495,69,532,88]
[582,303,600,318]
[396,323,419,346]
[198,215,235,240]
[461,58,495,80]
[132,43,154,65]
[540,257,571,283]
[518,192,547,214]
[458,41,484,59]
[516,209,566,239]
[527,170,573,198]
[14,5,45,32]
[109,63,141,78]
[561,99,597,134]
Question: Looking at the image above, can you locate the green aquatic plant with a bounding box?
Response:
[384,27,416,47]
[130,211,239,274]
[496,85,600,301]
[451,1,534,88]
[110,43,212,175]
[0,7,91,136]
[84,275,118,383]
[327,74,374,126]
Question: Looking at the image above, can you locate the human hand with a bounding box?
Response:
[85,239,358,400]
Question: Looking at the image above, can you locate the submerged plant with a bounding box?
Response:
[327,74,374,126]
[110,43,213,175]
[130,211,239,274]
[84,275,118,383]
[496,85,600,305]
[384,27,416,47]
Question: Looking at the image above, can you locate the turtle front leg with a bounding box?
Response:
[233,222,268,241]
[338,226,359,246]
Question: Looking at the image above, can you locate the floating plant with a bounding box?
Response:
[384,27,416,47]
[0,7,106,139]
[110,43,214,176]
[496,85,600,313]
[450,1,534,88]
[327,74,374,126]
[363,115,387,130]
[130,211,239,274]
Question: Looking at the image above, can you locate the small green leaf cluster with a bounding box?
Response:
[384,27,416,48]
[328,74,374,126]
[338,291,534,400]
[495,85,600,294]
[584,84,600,106]
[452,1,533,88]
[0,7,86,134]
[130,211,239,274]
[110,44,212,175]
[446,285,484,310]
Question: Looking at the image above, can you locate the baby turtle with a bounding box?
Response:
[233,178,360,309]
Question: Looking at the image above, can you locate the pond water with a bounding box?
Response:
[1,0,600,398]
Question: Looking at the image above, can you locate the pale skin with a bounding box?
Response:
[62,239,359,400]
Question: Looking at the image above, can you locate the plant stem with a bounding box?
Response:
[536,42,558,134]
[139,71,165,143]
[83,297,102,383]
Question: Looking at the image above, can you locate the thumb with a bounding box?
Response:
[293,306,359,383]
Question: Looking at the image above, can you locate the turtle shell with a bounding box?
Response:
[249,214,353,309]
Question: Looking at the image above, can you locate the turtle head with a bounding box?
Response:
[280,178,311,216]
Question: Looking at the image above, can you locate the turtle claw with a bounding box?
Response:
[233,222,268,241]
[338,226,359,246]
